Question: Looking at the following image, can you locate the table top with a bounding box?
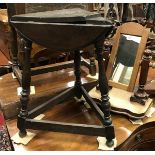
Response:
[11,8,113,51]
[11,8,101,23]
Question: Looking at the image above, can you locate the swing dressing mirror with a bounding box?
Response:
[106,22,149,92]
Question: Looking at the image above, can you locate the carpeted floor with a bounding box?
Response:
[0,111,14,151]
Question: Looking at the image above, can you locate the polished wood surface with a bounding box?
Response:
[1,40,155,150]
[0,50,8,65]
[0,9,10,60]
[145,79,155,95]
[1,14,155,150]
[115,121,155,150]
[6,99,155,151]
[0,66,93,119]
[3,66,154,151]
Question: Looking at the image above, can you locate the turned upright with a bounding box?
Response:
[8,6,115,148]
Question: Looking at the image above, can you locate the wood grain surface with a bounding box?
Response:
[3,67,155,151]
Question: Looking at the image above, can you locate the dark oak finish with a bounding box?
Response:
[17,37,32,137]
[96,40,112,90]
[95,41,115,146]
[8,7,115,149]
[2,62,155,151]
[26,119,106,137]
[7,4,97,81]
[11,21,111,51]
[74,50,82,99]
[28,87,74,119]
[103,40,112,71]
[0,65,97,119]
[1,63,154,150]
[87,50,96,76]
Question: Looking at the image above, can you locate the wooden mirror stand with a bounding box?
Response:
[89,22,153,119]
[106,22,149,92]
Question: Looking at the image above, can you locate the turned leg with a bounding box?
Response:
[130,49,152,105]
[103,40,112,71]
[89,50,96,76]
[95,41,115,147]
[17,37,32,137]
[74,50,82,99]
[96,40,111,90]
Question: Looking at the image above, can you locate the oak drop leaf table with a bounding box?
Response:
[10,8,115,148]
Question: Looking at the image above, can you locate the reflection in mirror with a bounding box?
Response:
[110,34,141,85]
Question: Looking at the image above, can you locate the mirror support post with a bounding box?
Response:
[130,49,152,105]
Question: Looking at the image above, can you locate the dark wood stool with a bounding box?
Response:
[10,8,115,148]
[7,4,97,82]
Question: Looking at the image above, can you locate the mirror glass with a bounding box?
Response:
[110,34,141,85]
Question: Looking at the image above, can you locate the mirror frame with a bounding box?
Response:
[106,22,149,92]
